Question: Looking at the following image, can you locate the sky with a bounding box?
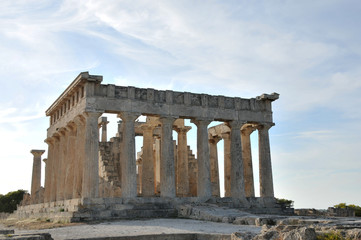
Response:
[0,0,360,209]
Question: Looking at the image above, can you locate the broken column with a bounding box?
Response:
[30,149,45,203]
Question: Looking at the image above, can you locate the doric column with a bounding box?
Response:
[159,116,176,198]
[258,123,274,197]
[174,126,191,197]
[30,149,45,203]
[73,115,85,198]
[191,118,212,199]
[118,112,140,198]
[136,158,142,195]
[154,136,161,195]
[57,128,67,201]
[141,124,155,196]
[44,138,54,203]
[50,135,60,202]
[209,136,221,197]
[64,123,76,200]
[222,132,231,197]
[98,117,109,142]
[227,121,246,199]
[82,111,102,198]
[241,125,256,197]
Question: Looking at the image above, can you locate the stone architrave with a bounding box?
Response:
[82,111,102,198]
[209,136,221,197]
[159,116,176,198]
[30,149,45,203]
[174,126,191,197]
[227,121,246,199]
[118,112,140,198]
[258,123,274,197]
[191,119,212,199]
[222,132,231,197]
[241,125,256,197]
[141,124,155,196]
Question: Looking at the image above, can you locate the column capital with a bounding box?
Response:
[44,137,55,145]
[221,132,231,140]
[241,124,257,135]
[191,118,212,127]
[73,115,86,126]
[30,149,45,158]
[209,135,222,144]
[257,122,275,131]
[159,116,177,125]
[226,120,244,129]
[43,158,47,163]
[140,124,154,132]
[98,116,109,126]
[174,126,191,134]
[83,111,102,119]
[118,112,140,122]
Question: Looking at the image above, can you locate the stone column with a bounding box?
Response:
[191,119,212,199]
[159,116,176,198]
[119,112,139,198]
[64,124,76,200]
[30,149,45,203]
[136,158,142,195]
[73,115,85,198]
[154,137,161,194]
[99,117,109,142]
[141,124,155,196]
[241,125,256,197]
[82,111,102,198]
[57,128,67,201]
[258,123,274,197]
[209,136,221,197]
[174,126,191,197]
[44,138,54,203]
[222,132,231,197]
[227,121,246,199]
[50,135,60,202]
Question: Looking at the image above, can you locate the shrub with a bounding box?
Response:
[334,203,361,217]
[0,189,27,213]
[276,198,294,208]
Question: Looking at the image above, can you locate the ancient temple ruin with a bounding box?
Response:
[16,72,284,222]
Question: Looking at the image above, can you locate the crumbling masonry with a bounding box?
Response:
[15,72,284,222]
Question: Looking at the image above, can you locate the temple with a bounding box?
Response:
[14,72,286,222]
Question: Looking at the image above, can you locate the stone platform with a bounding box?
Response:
[10,197,293,223]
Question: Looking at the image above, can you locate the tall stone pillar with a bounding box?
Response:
[44,138,54,203]
[30,150,45,203]
[73,115,85,198]
[82,111,102,198]
[227,121,246,199]
[241,125,256,197]
[99,117,109,142]
[209,136,221,197]
[159,116,176,198]
[191,119,212,199]
[154,137,161,195]
[141,124,155,196]
[57,128,67,201]
[174,126,191,197]
[258,123,274,197]
[119,112,139,198]
[50,135,60,202]
[64,124,76,200]
[222,132,231,197]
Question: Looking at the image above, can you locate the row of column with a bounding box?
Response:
[209,123,274,198]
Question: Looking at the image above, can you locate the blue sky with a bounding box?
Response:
[0,0,360,209]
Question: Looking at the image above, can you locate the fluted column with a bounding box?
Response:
[82,111,102,198]
[64,123,76,199]
[57,128,67,201]
[154,136,161,194]
[141,124,155,196]
[241,125,256,197]
[174,126,191,197]
[73,115,85,198]
[222,132,231,197]
[209,136,221,197]
[30,149,45,203]
[159,116,176,198]
[191,119,212,199]
[119,112,139,198]
[50,135,60,202]
[227,121,246,199]
[44,138,54,203]
[258,123,274,197]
